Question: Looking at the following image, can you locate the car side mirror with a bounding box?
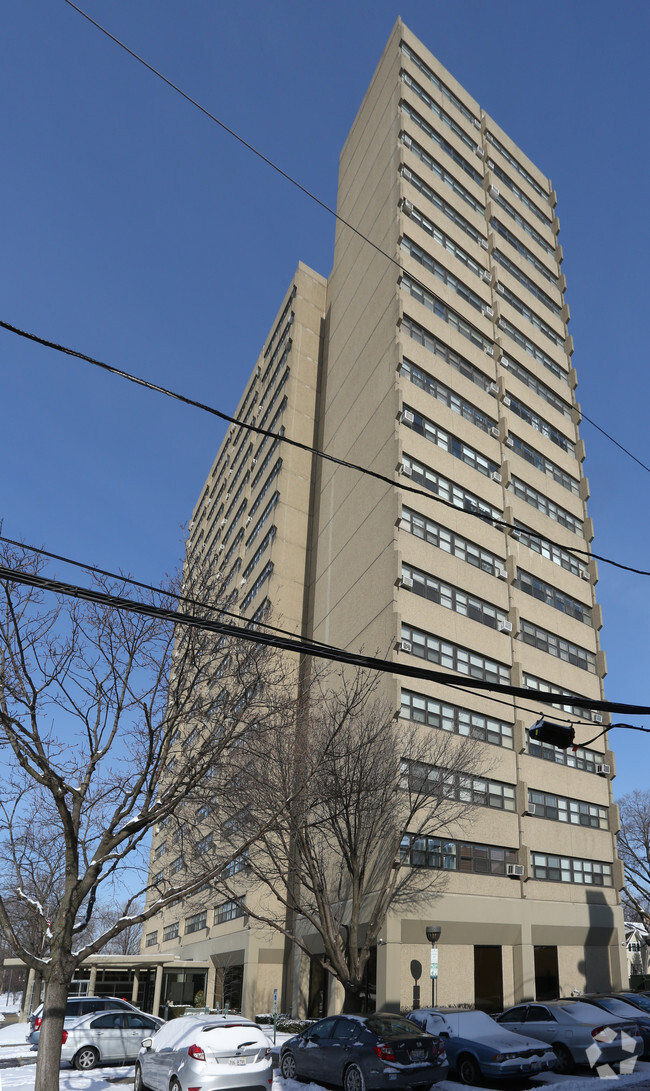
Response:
[141,1037,153,1050]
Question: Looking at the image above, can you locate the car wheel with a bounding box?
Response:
[73,1046,100,1071]
[552,1043,574,1075]
[170,1079,182,1091]
[133,1063,151,1091]
[343,1063,366,1091]
[457,1053,481,1085]
[281,1052,298,1080]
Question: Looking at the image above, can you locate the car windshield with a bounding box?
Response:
[366,1015,424,1036]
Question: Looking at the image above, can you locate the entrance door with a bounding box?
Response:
[308,957,329,1019]
[474,946,503,1013]
[534,946,559,1001]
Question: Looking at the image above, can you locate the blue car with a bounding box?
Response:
[407,1008,556,1084]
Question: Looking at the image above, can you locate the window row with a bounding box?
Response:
[402,562,508,630]
[527,727,605,770]
[401,316,492,394]
[496,281,565,348]
[246,491,279,550]
[240,562,273,612]
[222,500,247,546]
[490,185,555,256]
[400,504,504,577]
[400,164,485,245]
[402,217,482,281]
[485,130,551,202]
[401,834,518,875]
[493,250,561,317]
[498,314,567,382]
[401,132,484,215]
[242,525,276,582]
[516,568,592,625]
[258,371,289,430]
[401,453,501,524]
[511,475,583,535]
[528,790,608,829]
[401,622,511,684]
[400,42,478,127]
[214,899,246,925]
[248,460,282,520]
[400,275,491,354]
[509,433,579,495]
[251,436,281,490]
[519,618,597,673]
[530,853,612,886]
[501,355,572,419]
[400,688,514,748]
[491,218,557,286]
[403,760,516,811]
[263,286,295,360]
[402,405,499,478]
[513,523,584,577]
[488,159,552,225]
[523,672,603,724]
[508,395,574,455]
[401,101,482,187]
[261,318,292,385]
[401,242,485,313]
[403,362,496,433]
[401,70,477,153]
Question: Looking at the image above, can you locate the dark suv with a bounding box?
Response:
[28,996,146,1043]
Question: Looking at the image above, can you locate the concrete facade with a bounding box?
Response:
[142,20,627,1018]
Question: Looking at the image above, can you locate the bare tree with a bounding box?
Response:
[218,665,490,1011]
[617,790,650,928]
[0,539,286,1091]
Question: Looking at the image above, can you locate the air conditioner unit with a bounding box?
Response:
[580,569,591,581]
[218,545,224,553]
[481,270,492,283]
[502,395,511,407]
[476,145,485,157]
[500,356,510,368]
[596,763,611,777]
[484,345,494,357]
[246,516,252,525]
[505,436,515,448]
[402,166,413,181]
[490,426,500,439]
[240,577,247,586]
[480,237,489,250]
[221,518,227,526]
[526,803,539,816]
[398,639,412,654]
[472,116,481,128]
[402,199,414,215]
[489,184,500,198]
[594,714,603,724]
[252,458,257,465]
[488,381,499,395]
[495,563,507,579]
[506,864,525,878]
[225,492,230,500]
[401,575,414,589]
[401,463,413,476]
[402,133,413,148]
[498,620,513,634]
[484,306,494,318]
[402,409,415,423]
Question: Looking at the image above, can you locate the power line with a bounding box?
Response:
[63,0,650,489]
[2,560,649,718]
[4,316,650,581]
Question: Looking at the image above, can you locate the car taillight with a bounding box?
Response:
[188,1043,206,1061]
[34,1017,42,1031]
[373,1043,396,1061]
[61,1031,68,1045]
[592,1026,616,1042]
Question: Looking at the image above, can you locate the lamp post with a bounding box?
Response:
[426,926,441,1008]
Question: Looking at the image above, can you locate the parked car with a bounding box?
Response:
[60,1009,162,1070]
[562,995,650,1057]
[407,1008,556,1084]
[280,1012,448,1091]
[135,1013,273,1091]
[615,992,650,1016]
[28,995,151,1045]
[496,1000,643,1074]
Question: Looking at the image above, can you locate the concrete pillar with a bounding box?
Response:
[206,963,217,1010]
[512,924,534,1003]
[88,965,97,996]
[131,969,140,1005]
[376,916,402,1012]
[152,965,164,1018]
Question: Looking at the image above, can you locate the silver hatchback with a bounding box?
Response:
[135,1013,273,1091]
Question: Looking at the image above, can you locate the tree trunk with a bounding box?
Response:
[34,968,75,1091]
[341,983,362,1013]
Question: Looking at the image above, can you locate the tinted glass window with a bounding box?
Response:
[526,1006,555,1022]
[91,1013,123,1029]
[309,1018,337,1040]
[332,1019,360,1041]
[126,1014,157,1029]
[498,1008,527,1023]
[365,1015,423,1036]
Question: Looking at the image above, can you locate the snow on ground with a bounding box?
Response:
[0,995,22,1016]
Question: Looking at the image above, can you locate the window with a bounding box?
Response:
[402,363,496,431]
[523,673,603,723]
[401,318,492,392]
[221,852,249,878]
[243,526,276,581]
[519,618,597,673]
[507,396,573,455]
[528,790,608,829]
[402,229,482,284]
[485,131,550,202]
[196,833,214,855]
[399,165,484,245]
[400,506,504,576]
[526,730,602,772]
[251,437,281,489]
[530,852,613,886]
[401,133,483,214]
[402,406,499,478]
[500,355,571,418]
[145,931,158,947]
[498,315,567,381]
[401,622,510,684]
[489,188,555,256]
[402,563,508,630]
[403,760,516,811]
[153,841,166,860]
[509,434,579,495]
[264,287,296,359]
[151,870,164,887]
[240,562,273,612]
[516,569,592,625]
[214,900,246,925]
[401,275,492,354]
[400,42,478,126]
[185,910,207,935]
[400,101,482,186]
[493,251,561,316]
[401,70,477,152]
[162,922,179,941]
[496,282,565,347]
[401,834,518,875]
[400,689,513,748]
[248,461,282,519]
[258,368,290,430]
[246,492,279,549]
[514,524,583,576]
[511,476,583,535]
[170,855,184,875]
[491,219,557,286]
[402,453,501,524]
[488,159,552,224]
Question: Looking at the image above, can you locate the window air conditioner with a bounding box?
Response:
[502,395,511,407]
[401,463,413,476]
[488,382,499,395]
[246,516,252,525]
[498,620,513,634]
[481,270,492,283]
[480,237,489,250]
[581,569,591,581]
[221,518,227,526]
[252,458,257,465]
[484,345,494,357]
[472,116,481,128]
[505,436,515,448]
[490,471,502,483]
[490,426,500,439]
[402,409,415,423]
[500,356,510,368]
[476,145,485,158]
[594,714,603,724]
[489,184,500,198]
[402,166,413,181]
[596,763,611,777]
[526,803,539,816]
[399,639,413,654]
[484,306,494,318]
[494,563,507,579]
[506,864,525,878]
[225,492,230,500]
[402,199,414,215]
[401,575,414,589]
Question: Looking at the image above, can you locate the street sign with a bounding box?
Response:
[430,948,438,980]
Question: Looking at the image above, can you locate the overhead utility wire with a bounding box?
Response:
[4,317,650,581]
[3,562,650,718]
[64,1,650,487]
[0,533,584,729]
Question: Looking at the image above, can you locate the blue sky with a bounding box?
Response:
[2,1,649,797]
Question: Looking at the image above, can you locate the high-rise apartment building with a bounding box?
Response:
[143,19,626,1018]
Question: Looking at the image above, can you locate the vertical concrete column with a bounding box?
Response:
[206,963,217,1009]
[152,964,164,1017]
[131,969,140,1005]
[88,966,97,996]
[242,935,259,1018]
[376,916,402,1012]
[512,922,534,1003]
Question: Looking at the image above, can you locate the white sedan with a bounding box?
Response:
[61,1008,162,1070]
[135,1013,273,1091]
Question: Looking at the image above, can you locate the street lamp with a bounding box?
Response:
[426,926,441,1007]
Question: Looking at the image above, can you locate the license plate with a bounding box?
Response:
[410,1050,425,1061]
[229,1057,247,1065]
